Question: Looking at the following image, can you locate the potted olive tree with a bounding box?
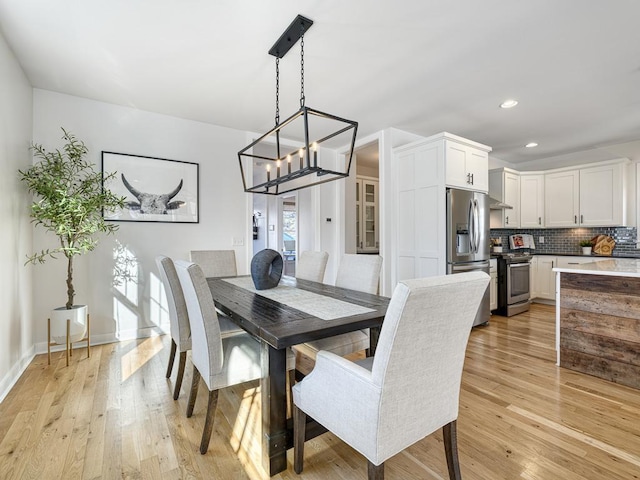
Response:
[19,128,125,345]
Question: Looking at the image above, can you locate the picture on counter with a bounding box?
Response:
[509,234,536,249]
[101,152,199,223]
[512,235,524,247]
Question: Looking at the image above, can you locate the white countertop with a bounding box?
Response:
[553,258,640,278]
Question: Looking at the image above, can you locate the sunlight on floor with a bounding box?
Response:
[121,336,165,382]
[228,384,266,479]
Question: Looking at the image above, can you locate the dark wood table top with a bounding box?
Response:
[207,276,389,350]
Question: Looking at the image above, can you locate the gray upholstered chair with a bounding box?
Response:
[174,260,295,454]
[293,254,382,360]
[296,250,329,283]
[189,250,237,278]
[293,271,490,480]
[189,249,246,336]
[157,255,244,400]
[335,253,382,294]
[156,255,192,400]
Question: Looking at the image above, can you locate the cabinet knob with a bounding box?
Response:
[470,173,474,184]
[581,214,584,223]
[505,216,509,225]
[574,215,577,224]
[538,217,541,225]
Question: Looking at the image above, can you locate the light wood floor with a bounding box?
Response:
[2,304,640,479]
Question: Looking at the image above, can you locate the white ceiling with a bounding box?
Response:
[2,0,640,166]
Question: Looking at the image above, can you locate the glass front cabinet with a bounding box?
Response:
[356,177,379,253]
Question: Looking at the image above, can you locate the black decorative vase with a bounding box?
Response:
[251,249,283,290]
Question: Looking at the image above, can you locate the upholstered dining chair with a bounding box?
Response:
[156,255,192,400]
[189,250,237,278]
[174,260,296,454]
[190,249,247,334]
[293,271,489,480]
[296,250,329,283]
[293,254,382,361]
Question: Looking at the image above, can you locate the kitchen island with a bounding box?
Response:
[553,259,640,389]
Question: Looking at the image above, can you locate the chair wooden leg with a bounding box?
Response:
[186,365,200,418]
[293,405,306,474]
[199,390,219,454]
[287,369,295,417]
[367,461,384,480]
[443,420,462,480]
[166,339,177,378]
[173,351,187,400]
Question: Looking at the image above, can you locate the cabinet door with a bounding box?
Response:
[529,256,538,299]
[520,174,544,228]
[545,170,579,227]
[361,180,379,251]
[445,142,489,192]
[490,271,497,311]
[503,172,520,227]
[444,142,470,190]
[535,256,557,300]
[579,163,623,226]
[467,148,489,193]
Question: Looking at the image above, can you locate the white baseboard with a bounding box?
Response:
[0,346,36,404]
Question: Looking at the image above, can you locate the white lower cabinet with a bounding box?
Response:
[490,259,497,311]
[533,256,557,301]
[532,255,609,302]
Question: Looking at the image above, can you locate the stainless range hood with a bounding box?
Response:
[489,196,513,210]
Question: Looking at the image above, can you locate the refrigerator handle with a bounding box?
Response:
[468,199,474,254]
[474,199,480,253]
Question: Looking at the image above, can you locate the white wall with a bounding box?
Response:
[32,89,251,347]
[0,32,34,402]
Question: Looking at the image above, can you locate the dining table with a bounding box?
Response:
[206,275,390,477]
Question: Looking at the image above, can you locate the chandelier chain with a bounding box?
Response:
[300,28,305,107]
[275,57,280,126]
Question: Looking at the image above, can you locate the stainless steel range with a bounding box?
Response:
[496,252,531,316]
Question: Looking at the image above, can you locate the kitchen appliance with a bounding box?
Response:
[496,252,531,316]
[446,188,490,326]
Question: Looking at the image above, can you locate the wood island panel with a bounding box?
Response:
[559,272,640,390]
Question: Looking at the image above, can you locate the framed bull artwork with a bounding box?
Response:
[101,152,199,223]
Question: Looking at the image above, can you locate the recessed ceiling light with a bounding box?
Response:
[500,99,518,109]
[525,142,538,148]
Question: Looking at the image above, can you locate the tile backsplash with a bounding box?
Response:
[489,227,639,256]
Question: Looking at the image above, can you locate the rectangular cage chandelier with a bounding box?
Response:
[238,15,358,195]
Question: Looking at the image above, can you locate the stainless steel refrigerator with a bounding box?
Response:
[446,188,491,326]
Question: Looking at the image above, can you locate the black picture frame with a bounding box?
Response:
[102,151,199,223]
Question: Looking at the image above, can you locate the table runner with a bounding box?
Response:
[222,277,374,320]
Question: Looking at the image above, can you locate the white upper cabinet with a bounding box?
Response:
[489,168,520,228]
[579,163,624,226]
[519,173,545,228]
[544,170,580,227]
[544,161,626,227]
[444,138,490,193]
